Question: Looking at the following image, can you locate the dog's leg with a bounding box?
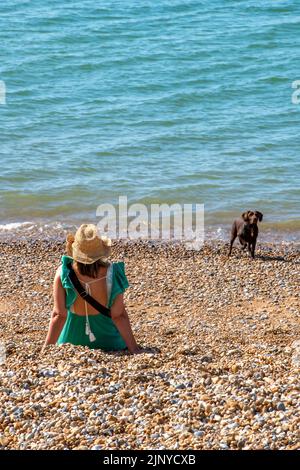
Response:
[228,223,237,257]
[247,243,252,257]
[228,237,236,257]
[251,240,256,259]
[228,235,236,258]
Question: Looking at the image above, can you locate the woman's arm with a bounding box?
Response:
[42,267,67,351]
[111,294,140,354]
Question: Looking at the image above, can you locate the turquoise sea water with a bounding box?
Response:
[0,0,299,240]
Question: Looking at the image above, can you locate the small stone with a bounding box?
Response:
[277,402,286,411]
[175,383,186,390]
[200,355,213,363]
[237,439,246,449]
[227,349,240,356]
[194,431,204,437]
[220,442,229,449]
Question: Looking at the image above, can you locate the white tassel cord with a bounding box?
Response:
[81,274,107,343]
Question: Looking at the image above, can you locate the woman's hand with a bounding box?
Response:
[130,346,144,355]
[130,345,155,355]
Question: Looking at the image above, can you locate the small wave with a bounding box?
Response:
[0,221,78,241]
[0,222,34,231]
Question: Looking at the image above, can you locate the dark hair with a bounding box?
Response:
[75,259,109,279]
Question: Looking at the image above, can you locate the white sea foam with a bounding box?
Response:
[0,222,34,231]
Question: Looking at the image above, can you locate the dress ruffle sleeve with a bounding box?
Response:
[60,255,77,308]
[108,261,129,308]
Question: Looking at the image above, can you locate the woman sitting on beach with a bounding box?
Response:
[43,224,141,354]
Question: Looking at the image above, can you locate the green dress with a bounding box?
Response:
[57,255,128,351]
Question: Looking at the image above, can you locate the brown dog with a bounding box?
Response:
[228,210,263,259]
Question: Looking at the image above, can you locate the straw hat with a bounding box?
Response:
[66,224,111,264]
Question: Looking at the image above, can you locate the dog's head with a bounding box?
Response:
[242,210,263,225]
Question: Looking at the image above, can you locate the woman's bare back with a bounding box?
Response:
[71,265,109,316]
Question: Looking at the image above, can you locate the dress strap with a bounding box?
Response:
[77,275,107,285]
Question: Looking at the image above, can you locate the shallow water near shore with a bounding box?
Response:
[0,219,299,246]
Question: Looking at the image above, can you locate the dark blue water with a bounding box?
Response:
[0,0,299,240]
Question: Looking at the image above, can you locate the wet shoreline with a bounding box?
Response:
[0,221,299,247]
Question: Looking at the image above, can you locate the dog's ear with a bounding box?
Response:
[242,211,249,221]
[255,211,263,222]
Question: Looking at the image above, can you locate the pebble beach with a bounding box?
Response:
[0,238,299,450]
